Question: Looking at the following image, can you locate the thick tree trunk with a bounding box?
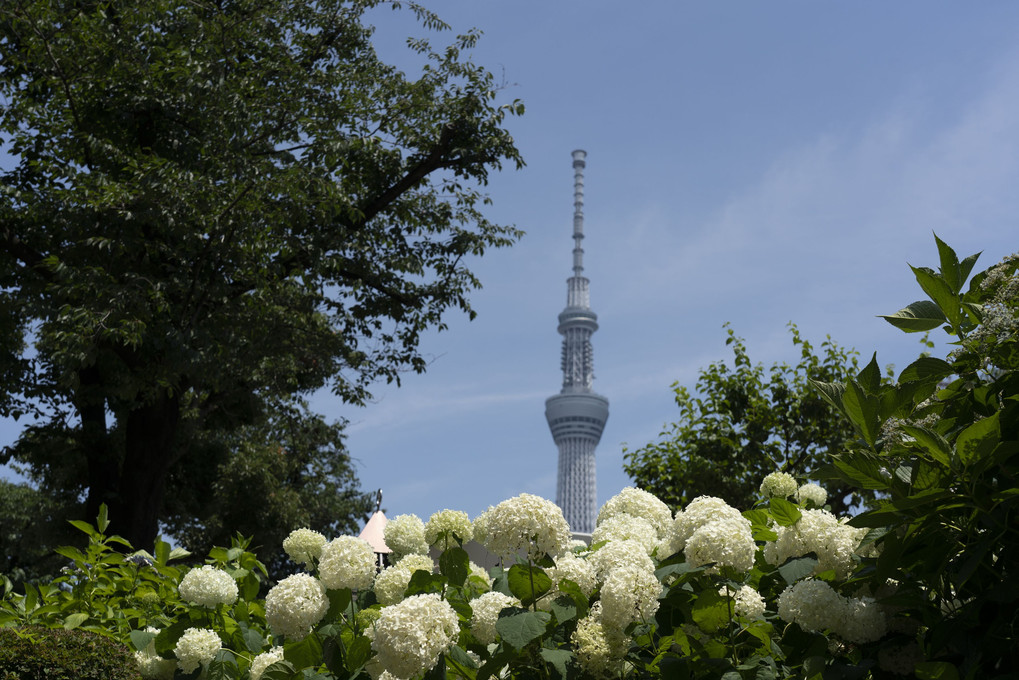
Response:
[108,393,181,550]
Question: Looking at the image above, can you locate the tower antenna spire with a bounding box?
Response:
[545,150,609,534]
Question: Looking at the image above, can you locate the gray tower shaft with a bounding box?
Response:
[545,150,609,534]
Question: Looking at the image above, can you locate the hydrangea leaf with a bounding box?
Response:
[495,609,550,650]
[954,412,1000,466]
[777,556,818,585]
[439,547,470,587]
[768,498,802,527]
[539,648,573,680]
[507,564,552,608]
[284,634,323,671]
[879,300,947,332]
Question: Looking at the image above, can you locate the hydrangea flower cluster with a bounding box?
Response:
[134,627,176,680]
[764,508,867,579]
[596,486,674,537]
[720,585,766,620]
[760,471,798,499]
[173,627,221,674]
[475,493,571,561]
[178,565,238,608]
[590,513,659,555]
[777,578,887,644]
[470,591,520,644]
[570,603,628,679]
[264,573,329,640]
[383,514,428,559]
[393,553,435,575]
[318,536,376,591]
[373,564,415,607]
[795,482,828,507]
[424,509,473,548]
[282,528,327,568]
[249,647,285,680]
[664,496,754,571]
[599,563,662,630]
[588,539,655,581]
[369,593,459,678]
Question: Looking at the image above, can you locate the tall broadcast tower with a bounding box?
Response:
[545,150,609,534]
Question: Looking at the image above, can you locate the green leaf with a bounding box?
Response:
[769,497,802,527]
[326,588,352,621]
[810,379,845,413]
[507,563,552,608]
[285,634,323,671]
[439,547,470,587]
[548,595,577,625]
[911,265,962,328]
[344,635,372,673]
[900,424,953,467]
[207,651,239,680]
[934,233,962,292]
[495,609,550,650]
[540,648,573,679]
[130,628,158,652]
[691,589,729,633]
[842,381,880,448]
[96,503,110,533]
[855,352,881,394]
[67,520,97,537]
[778,556,818,585]
[154,539,171,566]
[958,251,981,287]
[915,661,959,680]
[898,356,954,383]
[955,412,1000,466]
[261,661,297,680]
[879,300,946,332]
[833,454,889,490]
[63,612,89,629]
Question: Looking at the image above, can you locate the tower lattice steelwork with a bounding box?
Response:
[545,150,609,534]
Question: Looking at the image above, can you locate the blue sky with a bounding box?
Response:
[4,2,1019,529]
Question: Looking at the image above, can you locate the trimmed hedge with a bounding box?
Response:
[0,626,141,680]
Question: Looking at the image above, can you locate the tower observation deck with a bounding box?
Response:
[545,150,609,534]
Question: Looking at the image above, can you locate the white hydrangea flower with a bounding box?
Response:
[719,585,766,620]
[470,591,520,644]
[588,539,655,582]
[599,563,662,631]
[570,603,629,679]
[596,487,673,538]
[373,565,414,606]
[384,514,428,559]
[468,561,493,591]
[684,515,756,572]
[424,509,473,548]
[318,536,377,591]
[764,509,862,579]
[134,627,176,680]
[590,513,659,555]
[760,472,798,499]
[477,493,572,561]
[777,579,845,635]
[778,579,887,643]
[178,565,238,608]
[548,552,598,598]
[393,553,435,575]
[249,647,286,680]
[795,483,828,507]
[265,573,329,640]
[173,627,221,674]
[371,594,459,679]
[472,507,493,545]
[839,595,888,644]
[670,496,745,554]
[283,528,327,568]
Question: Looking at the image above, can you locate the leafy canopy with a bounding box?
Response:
[623,324,871,514]
[0,0,524,548]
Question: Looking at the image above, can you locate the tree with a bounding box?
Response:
[623,324,873,515]
[0,0,523,549]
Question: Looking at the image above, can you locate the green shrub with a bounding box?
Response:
[0,626,141,680]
